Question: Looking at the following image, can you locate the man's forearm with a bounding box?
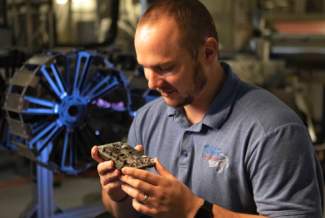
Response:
[212,204,267,218]
[189,197,267,218]
[102,189,141,218]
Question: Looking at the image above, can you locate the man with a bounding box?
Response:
[92,0,324,217]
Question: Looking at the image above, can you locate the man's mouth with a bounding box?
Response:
[160,90,174,97]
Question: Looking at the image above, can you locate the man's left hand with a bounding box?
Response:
[119,158,204,218]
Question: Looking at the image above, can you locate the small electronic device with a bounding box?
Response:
[97,142,156,170]
[194,200,213,218]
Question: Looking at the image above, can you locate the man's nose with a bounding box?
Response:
[145,69,163,90]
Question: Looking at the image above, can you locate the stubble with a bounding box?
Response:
[167,60,207,108]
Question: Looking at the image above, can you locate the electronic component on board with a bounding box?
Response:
[97,142,156,170]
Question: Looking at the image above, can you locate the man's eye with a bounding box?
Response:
[162,66,174,72]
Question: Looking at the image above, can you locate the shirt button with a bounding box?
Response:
[183,151,188,157]
[186,132,192,135]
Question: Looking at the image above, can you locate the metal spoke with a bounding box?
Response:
[73,52,91,92]
[33,121,50,134]
[23,96,59,116]
[81,82,92,96]
[89,82,120,102]
[70,131,75,167]
[29,120,58,147]
[22,108,58,115]
[38,77,60,100]
[81,72,101,96]
[61,131,70,170]
[40,66,63,99]
[38,125,63,153]
[50,63,67,94]
[24,96,57,108]
[73,55,82,92]
[84,75,111,97]
[85,76,120,101]
[79,57,93,92]
[76,56,90,91]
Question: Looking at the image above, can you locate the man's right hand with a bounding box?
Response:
[91,145,144,202]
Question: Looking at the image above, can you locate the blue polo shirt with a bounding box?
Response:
[127,62,323,217]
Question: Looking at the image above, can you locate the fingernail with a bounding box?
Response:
[121,184,125,189]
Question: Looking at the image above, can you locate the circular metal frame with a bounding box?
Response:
[2,49,131,174]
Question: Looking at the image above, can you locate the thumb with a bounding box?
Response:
[91,145,104,163]
[135,144,144,153]
[154,157,172,177]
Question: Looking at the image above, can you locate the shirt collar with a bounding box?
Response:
[166,62,241,129]
[202,62,241,129]
[167,104,176,116]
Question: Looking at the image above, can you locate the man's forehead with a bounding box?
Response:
[135,25,157,42]
[135,18,178,43]
[135,19,184,66]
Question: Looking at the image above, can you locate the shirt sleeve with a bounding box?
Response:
[246,123,324,218]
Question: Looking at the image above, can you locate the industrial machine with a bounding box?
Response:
[2,48,131,175]
[0,48,137,217]
[0,48,26,151]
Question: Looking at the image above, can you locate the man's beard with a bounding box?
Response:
[166,60,207,108]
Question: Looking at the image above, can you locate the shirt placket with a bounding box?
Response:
[179,130,194,166]
[178,129,194,183]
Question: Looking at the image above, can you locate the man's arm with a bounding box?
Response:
[101,188,140,218]
[246,124,323,217]
[211,205,265,218]
[91,146,141,218]
[119,158,268,218]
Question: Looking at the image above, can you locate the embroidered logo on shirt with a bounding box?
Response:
[202,145,228,173]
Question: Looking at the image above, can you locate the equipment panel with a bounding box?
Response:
[97,142,155,170]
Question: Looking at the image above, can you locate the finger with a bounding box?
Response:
[134,145,144,153]
[91,146,104,163]
[132,198,158,217]
[154,157,173,177]
[106,178,122,190]
[120,174,155,196]
[100,168,121,186]
[97,161,115,176]
[121,167,160,186]
[121,183,156,207]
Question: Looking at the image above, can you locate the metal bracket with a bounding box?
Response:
[9,70,39,88]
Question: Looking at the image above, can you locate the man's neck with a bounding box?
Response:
[183,63,226,126]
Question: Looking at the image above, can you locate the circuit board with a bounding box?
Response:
[97,142,156,170]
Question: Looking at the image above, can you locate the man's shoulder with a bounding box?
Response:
[234,81,305,133]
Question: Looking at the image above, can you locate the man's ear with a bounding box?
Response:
[204,37,218,63]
